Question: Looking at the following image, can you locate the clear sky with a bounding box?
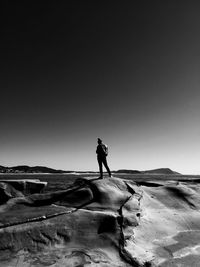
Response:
[1,1,200,174]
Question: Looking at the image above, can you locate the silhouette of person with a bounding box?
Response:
[96,138,112,179]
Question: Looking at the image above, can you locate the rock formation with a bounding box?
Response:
[0,179,47,204]
[0,176,200,266]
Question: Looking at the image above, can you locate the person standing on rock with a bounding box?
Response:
[96,138,112,179]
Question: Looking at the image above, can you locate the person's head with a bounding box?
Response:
[97,138,102,144]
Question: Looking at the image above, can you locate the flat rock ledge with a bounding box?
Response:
[0,177,200,266]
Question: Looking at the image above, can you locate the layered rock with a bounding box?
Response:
[0,177,143,266]
[1,177,200,266]
[0,179,47,205]
[131,181,200,266]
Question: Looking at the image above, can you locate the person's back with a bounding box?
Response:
[96,138,111,178]
[96,142,108,157]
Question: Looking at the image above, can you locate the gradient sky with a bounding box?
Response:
[1,1,200,174]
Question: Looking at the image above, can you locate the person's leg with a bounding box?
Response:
[97,157,103,178]
[102,157,111,177]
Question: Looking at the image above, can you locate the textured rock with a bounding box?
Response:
[1,177,200,266]
[0,179,47,197]
[0,179,47,205]
[0,182,24,204]
[124,181,200,266]
[0,177,140,266]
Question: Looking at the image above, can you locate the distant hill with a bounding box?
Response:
[114,169,141,174]
[113,168,180,175]
[0,165,68,174]
[0,165,180,175]
[143,168,180,175]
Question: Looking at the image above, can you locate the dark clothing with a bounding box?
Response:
[97,155,111,177]
[96,144,108,157]
[96,143,111,177]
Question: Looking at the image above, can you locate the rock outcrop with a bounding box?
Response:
[0,176,200,266]
[0,179,47,205]
[0,177,143,266]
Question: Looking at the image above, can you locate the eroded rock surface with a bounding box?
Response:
[1,177,200,266]
[131,181,200,266]
[0,179,47,202]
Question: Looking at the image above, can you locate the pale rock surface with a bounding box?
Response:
[0,177,200,266]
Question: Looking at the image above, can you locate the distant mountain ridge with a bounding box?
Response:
[115,168,180,175]
[143,168,180,175]
[113,169,141,174]
[0,165,180,175]
[0,165,67,174]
